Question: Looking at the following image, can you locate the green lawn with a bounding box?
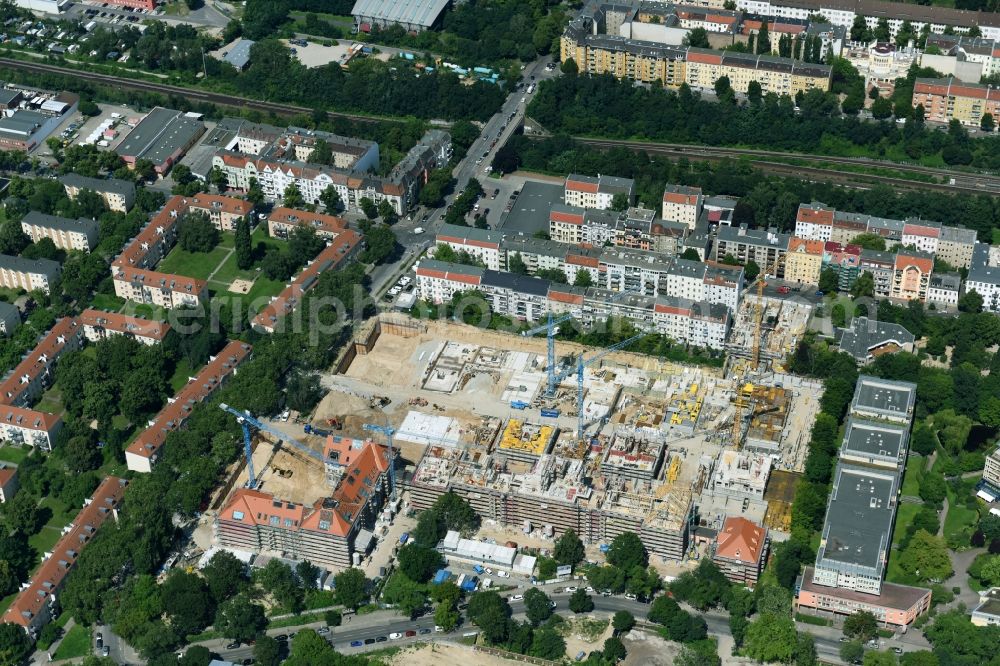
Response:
[89,292,126,312]
[0,446,29,464]
[39,494,79,529]
[943,485,980,545]
[158,245,230,281]
[211,227,287,287]
[210,251,258,286]
[34,388,63,415]
[169,358,199,392]
[53,623,92,661]
[29,526,64,556]
[900,456,925,497]
[0,592,15,617]
[891,503,920,546]
[0,286,24,303]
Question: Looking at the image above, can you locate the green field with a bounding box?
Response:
[210,251,258,286]
[943,485,980,545]
[89,293,126,312]
[169,358,199,392]
[891,503,920,546]
[33,388,63,415]
[0,446,29,464]
[29,526,64,556]
[53,623,92,661]
[158,245,231,281]
[39,494,79,529]
[900,456,925,497]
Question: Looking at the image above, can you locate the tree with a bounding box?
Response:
[757,21,771,54]
[958,289,984,313]
[318,185,341,213]
[607,532,647,570]
[253,636,281,666]
[756,583,792,617]
[359,225,397,265]
[898,530,952,582]
[561,58,578,75]
[234,216,253,270]
[0,219,29,256]
[918,472,947,504]
[209,165,228,193]
[333,568,367,609]
[668,559,730,610]
[819,267,840,293]
[202,550,248,604]
[524,587,553,626]
[574,270,593,287]
[982,113,995,132]
[62,435,102,473]
[554,529,585,567]
[178,211,219,252]
[840,641,865,664]
[435,601,460,631]
[872,96,893,119]
[214,595,267,643]
[359,197,378,219]
[748,80,763,105]
[683,28,711,48]
[285,371,322,413]
[569,588,594,613]
[531,628,566,660]
[324,609,341,626]
[744,614,798,663]
[467,591,512,644]
[0,623,33,666]
[843,610,879,642]
[850,272,876,298]
[603,636,627,662]
[283,183,304,208]
[432,492,480,534]
[714,76,732,98]
[612,610,635,635]
[4,492,42,534]
[397,543,444,583]
[744,260,760,282]
[610,193,630,212]
[377,199,398,225]
[161,570,213,637]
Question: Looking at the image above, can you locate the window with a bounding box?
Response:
[232,511,244,520]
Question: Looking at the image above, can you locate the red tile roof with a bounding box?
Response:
[789,238,824,255]
[268,207,348,237]
[186,193,253,218]
[0,318,81,406]
[0,405,61,432]
[126,341,252,461]
[79,309,171,342]
[252,230,363,332]
[895,253,933,273]
[797,204,834,226]
[565,179,599,194]
[2,476,127,629]
[716,516,766,564]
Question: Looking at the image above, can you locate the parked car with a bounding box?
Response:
[375,636,388,643]
[389,633,403,640]
[226,641,241,649]
[419,628,432,635]
[405,630,417,637]
[350,640,364,647]
[497,570,510,578]
[364,638,376,645]
[510,594,524,601]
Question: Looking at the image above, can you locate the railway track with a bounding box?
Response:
[570,137,1000,195]
[0,57,393,125]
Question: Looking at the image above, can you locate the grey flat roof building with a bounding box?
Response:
[968,242,1000,287]
[116,107,206,170]
[222,39,255,70]
[497,182,564,236]
[839,417,909,470]
[0,254,60,279]
[815,462,899,580]
[850,375,916,424]
[21,210,99,238]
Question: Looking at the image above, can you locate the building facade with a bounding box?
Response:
[0,255,60,294]
[913,78,1000,128]
[59,174,135,212]
[20,211,98,252]
[713,516,769,588]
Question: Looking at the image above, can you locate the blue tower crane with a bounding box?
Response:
[521,312,575,397]
[362,423,398,503]
[572,332,648,436]
[220,403,324,489]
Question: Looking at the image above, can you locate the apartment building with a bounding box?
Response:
[185,193,254,232]
[213,129,450,216]
[733,0,1000,40]
[913,78,1000,128]
[713,224,790,277]
[921,34,1000,81]
[564,174,635,211]
[838,415,910,470]
[983,446,1000,496]
[822,242,862,291]
[125,341,251,473]
[837,316,915,364]
[901,219,977,269]
[785,237,824,284]
[966,243,1000,313]
[78,309,171,346]
[795,203,907,245]
[0,406,61,451]
[59,174,135,213]
[561,24,688,85]
[860,249,895,298]
[890,251,933,301]
[267,208,348,241]
[662,184,704,229]
[416,259,732,349]
[685,48,831,95]
[713,516,769,588]
[850,375,916,425]
[226,121,379,172]
[2,477,127,636]
[0,317,82,408]
[20,211,99,252]
[926,272,961,308]
[215,437,391,569]
[111,196,207,307]
[0,255,60,295]
[740,16,809,53]
[252,230,364,334]
[676,5,740,32]
[435,224,503,271]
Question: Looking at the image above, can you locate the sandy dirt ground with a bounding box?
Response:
[384,643,518,666]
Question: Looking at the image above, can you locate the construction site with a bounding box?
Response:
[727,288,813,373]
[226,314,815,570]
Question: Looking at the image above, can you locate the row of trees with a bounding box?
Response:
[527,72,1000,171]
